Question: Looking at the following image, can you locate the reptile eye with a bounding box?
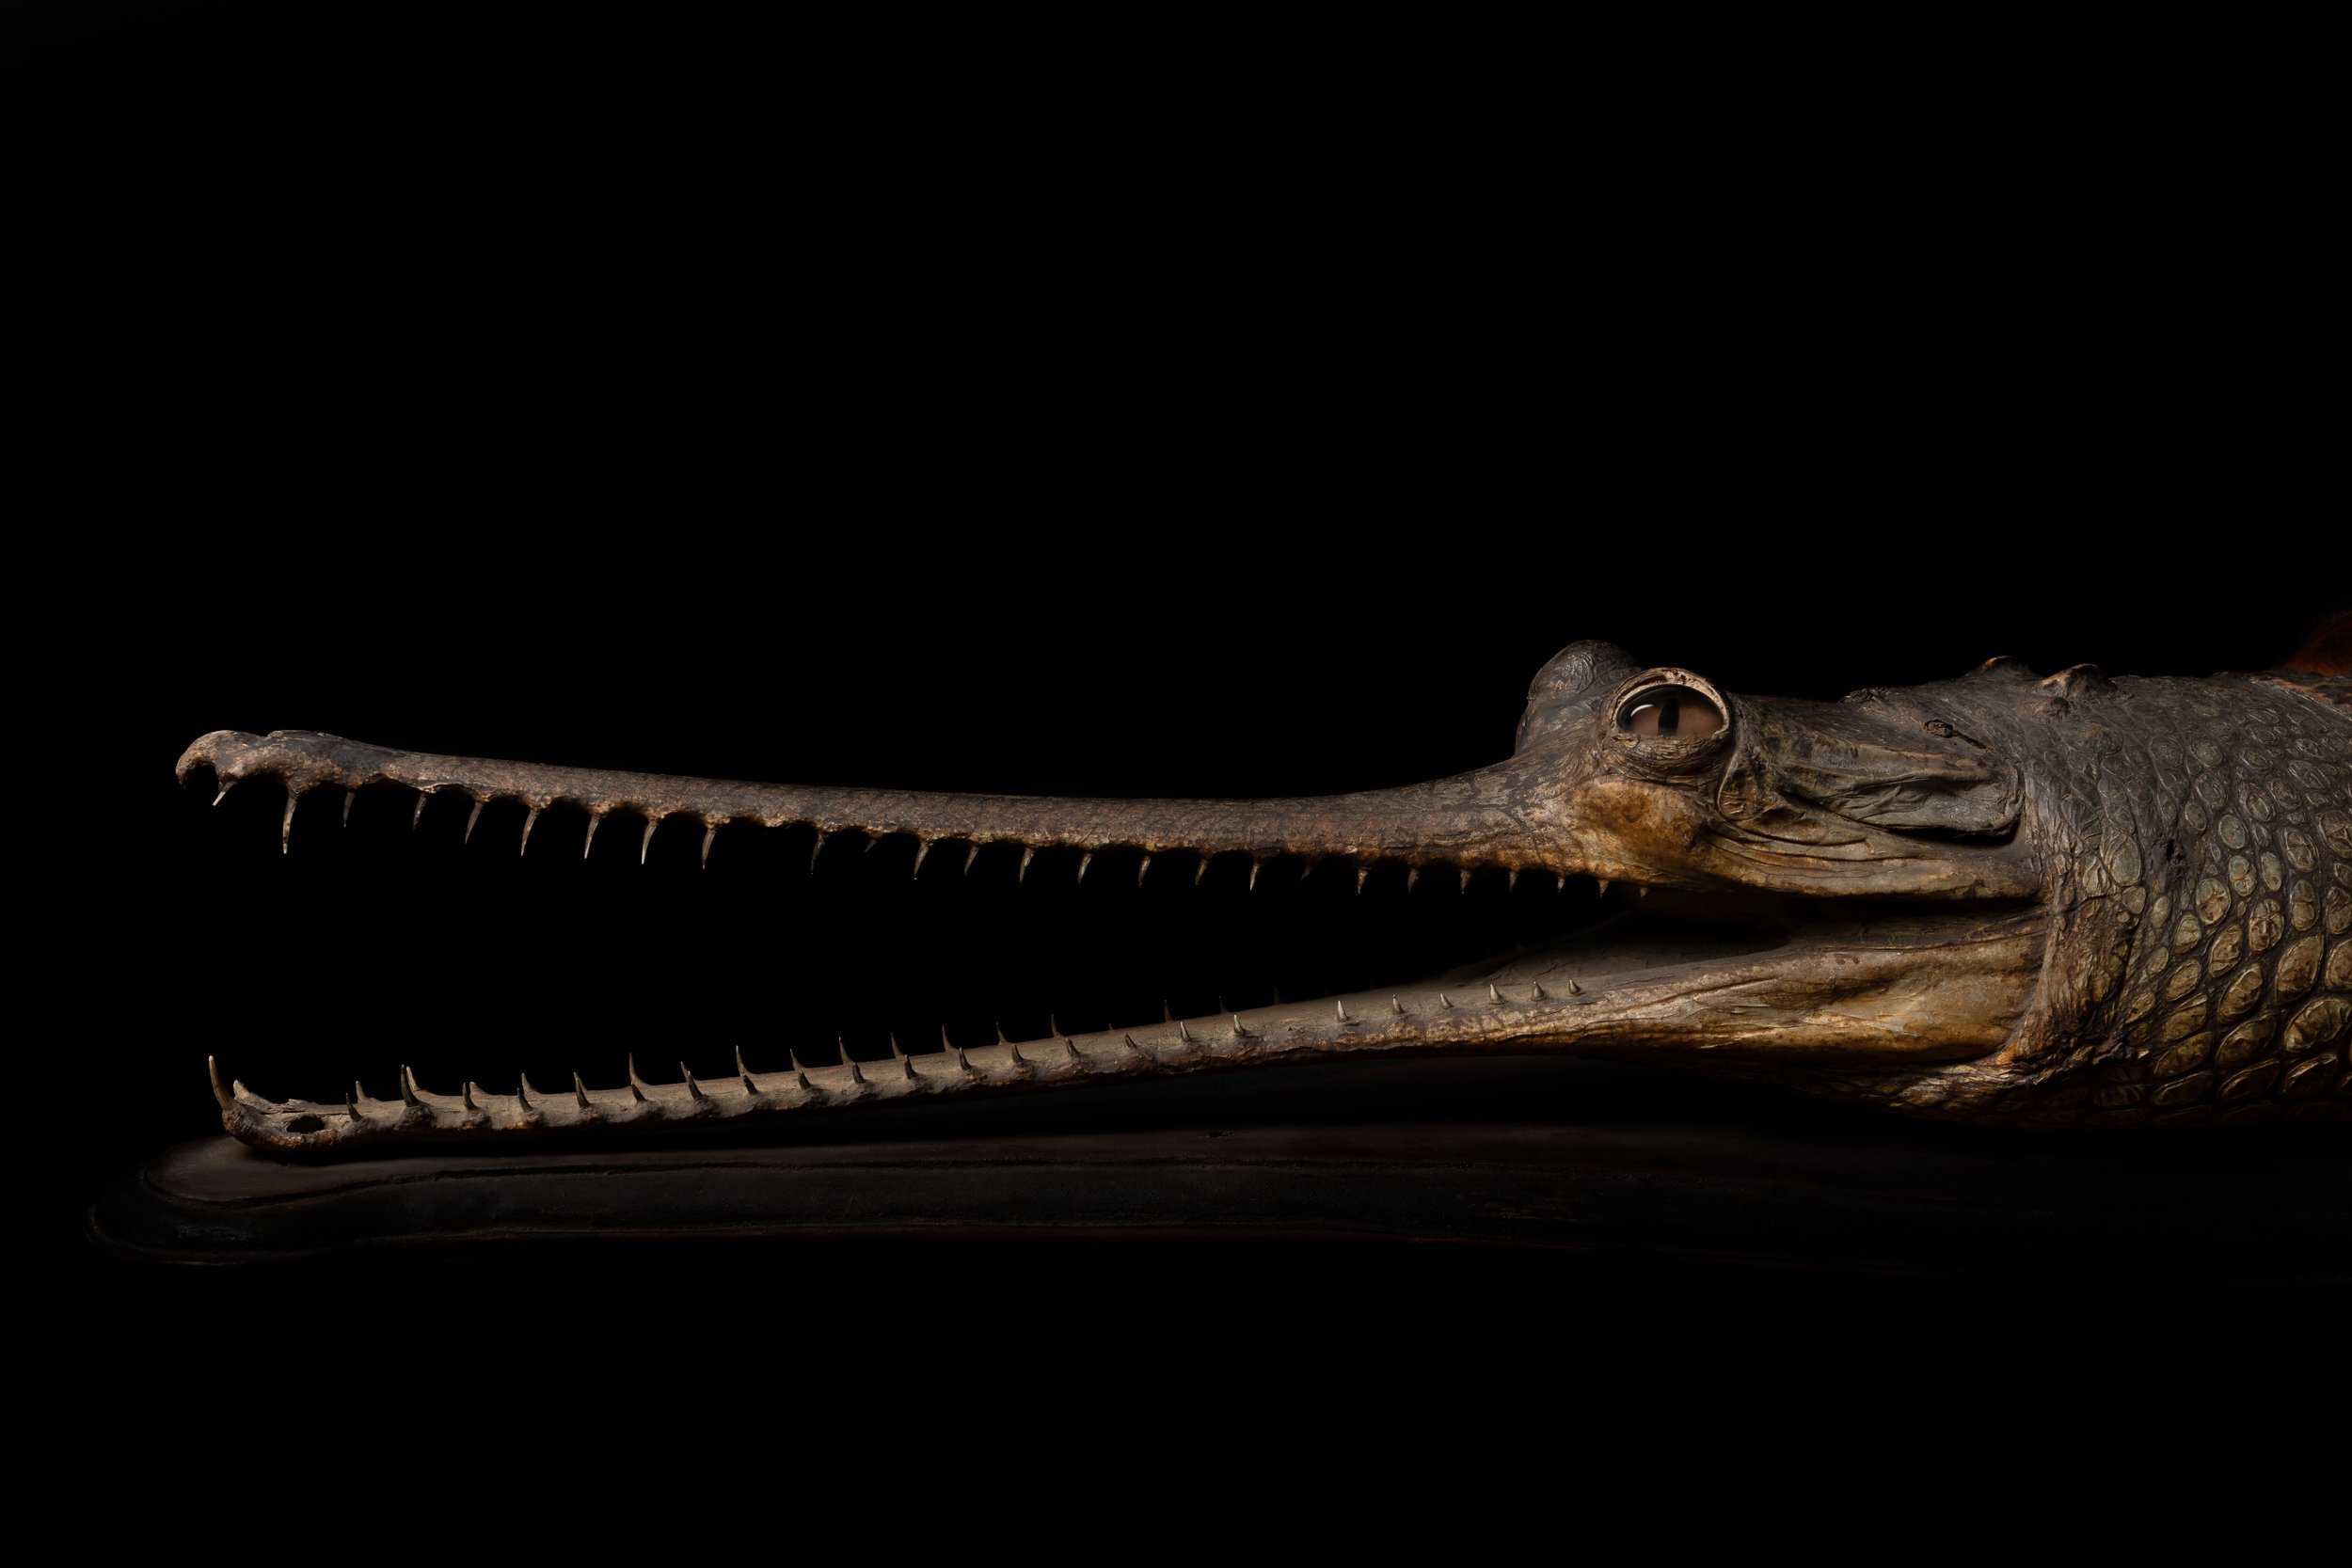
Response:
[1617,686,1724,739]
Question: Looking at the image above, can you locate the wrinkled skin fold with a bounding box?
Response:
[179,641,2352,1148]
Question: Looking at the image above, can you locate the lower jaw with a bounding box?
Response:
[213,888,2044,1154]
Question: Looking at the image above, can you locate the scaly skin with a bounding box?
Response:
[178,642,2351,1148]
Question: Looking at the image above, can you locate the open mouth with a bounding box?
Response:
[180,711,2048,1152]
[189,767,1645,1148]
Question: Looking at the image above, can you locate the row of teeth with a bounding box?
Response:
[215,978,1586,1128]
[219,778,1624,896]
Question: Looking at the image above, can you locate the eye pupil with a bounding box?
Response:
[1616,685,1724,740]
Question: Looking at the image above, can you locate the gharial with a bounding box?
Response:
[177,640,2351,1147]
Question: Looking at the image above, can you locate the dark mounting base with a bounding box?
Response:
[87,1057,2347,1282]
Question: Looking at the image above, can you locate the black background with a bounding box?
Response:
[32,4,2345,1467]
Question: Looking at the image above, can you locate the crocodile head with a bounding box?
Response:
[177,639,2351,1147]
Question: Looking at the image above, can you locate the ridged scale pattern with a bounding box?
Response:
[1803,665,2348,1126]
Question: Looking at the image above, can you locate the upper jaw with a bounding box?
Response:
[177,728,2043,904]
[176,726,1580,873]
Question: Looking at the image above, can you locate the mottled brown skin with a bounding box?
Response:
[178,641,2352,1150]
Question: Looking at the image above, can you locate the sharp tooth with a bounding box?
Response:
[700,823,717,868]
[963,842,981,876]
[1357,863,1370,894]
[1488,982,1503,1005]
[681,1063,707,1101]
[737,1044,760,1095]
[1568,979,1582,995]
[1438,992,1453,1009]
[1459,866,1472,894]
[413,792,428,831]
[1507,868,1519,892]
[1248,859,1263,892]
[1391,997,1405,1015]
[520,806,541,855]
[347,1088,362,1120]
[641,815,660,864]
[1232,1015,1250,1039]
[342,789,357,828]
[911,840,931,878]
[889,1036,906,1059]
[574,1073,593,1111]
[1532,983,1547,999]
[1136,853,1152,886]
[790,1051,815,1091]
[1406,865,1422,891]
[208,1056,232,1114]
[464,799,485,845]
[516,1076,533,1112]
[1077,851,1092,883]
[903,1052,919,1081]
[464,1082,481,1111]
[628,1053,649,1102]
[1335,999,1350,1023]
[279,789,301,854]
[809,832,829,872]
[1007,1040,1028,1068]
[399,1065,421,1107]
[1018,847,1035,881]
[1125,1034,1152,1061]
[582,813,601,858]
[1195,855,1211,887]
[838,1038,866,1085]
[213,784,233,808]
[1555,872,1566,893]
[1597,879,1611,897]
[1177,1020,1191,1043]
[1063,1037,1083,1061]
